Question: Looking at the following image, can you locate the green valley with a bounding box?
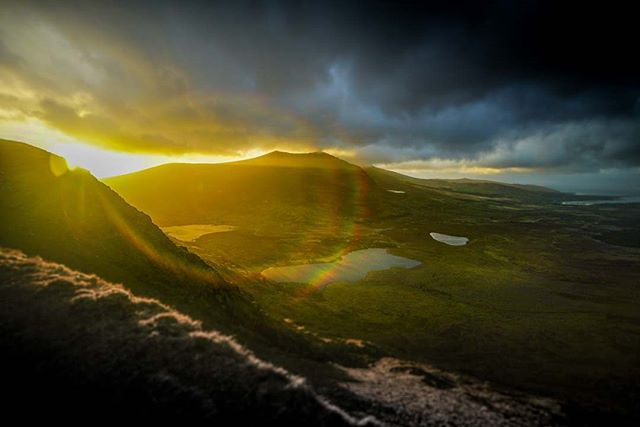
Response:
[105,148,640,424]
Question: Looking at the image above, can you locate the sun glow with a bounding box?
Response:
[0,119,268,178]
[48,143,264,178]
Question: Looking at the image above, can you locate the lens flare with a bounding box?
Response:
[287,168,373,300]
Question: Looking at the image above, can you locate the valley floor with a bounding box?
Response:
[171,195,640,425]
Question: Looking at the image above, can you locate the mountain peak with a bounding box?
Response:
[263,150,334,158]
[241,150,355,169]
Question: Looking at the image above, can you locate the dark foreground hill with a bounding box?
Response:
[0,248,573,426]
[0,249,370,426]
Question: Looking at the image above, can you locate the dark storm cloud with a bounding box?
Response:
[1,0,638,176]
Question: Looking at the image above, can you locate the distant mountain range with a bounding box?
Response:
[104,149,576,231]
[104,150,380,232]
[365,166,563,198]
[0,138,596,285]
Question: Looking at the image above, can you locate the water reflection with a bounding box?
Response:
[262,248,420,286]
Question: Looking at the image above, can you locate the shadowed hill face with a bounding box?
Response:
[0,249,367,426]
[365,166,567,202]
[105,151,379,230]
[421,178,560,195]
[0,139,222,292]
[0,139,374,367]
[105,151,567,236]
[0,140,276,339]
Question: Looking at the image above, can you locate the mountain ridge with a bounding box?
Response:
[0,139,290,340]
[0,139,222,288]
[107,150,561,196]
[105,149,378,229]
[0,138,387,388]
[105,150,573,231]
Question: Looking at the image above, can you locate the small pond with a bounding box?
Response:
[430,232,468,246]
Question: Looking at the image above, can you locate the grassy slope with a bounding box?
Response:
[0,140,360,373]
[101,149,639,421]
[0,249,361,426]
[243,165,640,423]
[158,158,639,423]
[105,151,380,231]
[0,140,279,340]
[105,151,387,270]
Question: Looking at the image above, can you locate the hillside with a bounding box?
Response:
[4,141,639,424]
[0,139,280,337]
[0,139,378,384]
[105,152,574,236]
[0,249,364,425]
[105,151,380,231]
[103,151,576,269]
[0,140,221,289]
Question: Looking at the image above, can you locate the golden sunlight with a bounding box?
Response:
[0,118,268,177]
[51,144,268,178]
[1,3,638,425]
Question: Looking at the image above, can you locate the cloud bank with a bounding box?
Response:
[0,1,638,189]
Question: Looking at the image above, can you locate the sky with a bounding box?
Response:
[1,0,638,193]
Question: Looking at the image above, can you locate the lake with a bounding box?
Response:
[430,232,468,246]
[162,224,237,242]
[261,248,421,286]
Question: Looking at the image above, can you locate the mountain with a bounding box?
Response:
[240,150,359,169]
[0,139,369,376]
[104,151,574,269]
[0,139,277,336]
[105,150,380,233]
[0,139,220,289]
[106,152,570,235]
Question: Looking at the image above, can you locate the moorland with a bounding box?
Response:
[2,139,639,425]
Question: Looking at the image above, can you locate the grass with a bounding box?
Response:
[184,171,639,420]
[98,148,640,420]
[241,215,640,418]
